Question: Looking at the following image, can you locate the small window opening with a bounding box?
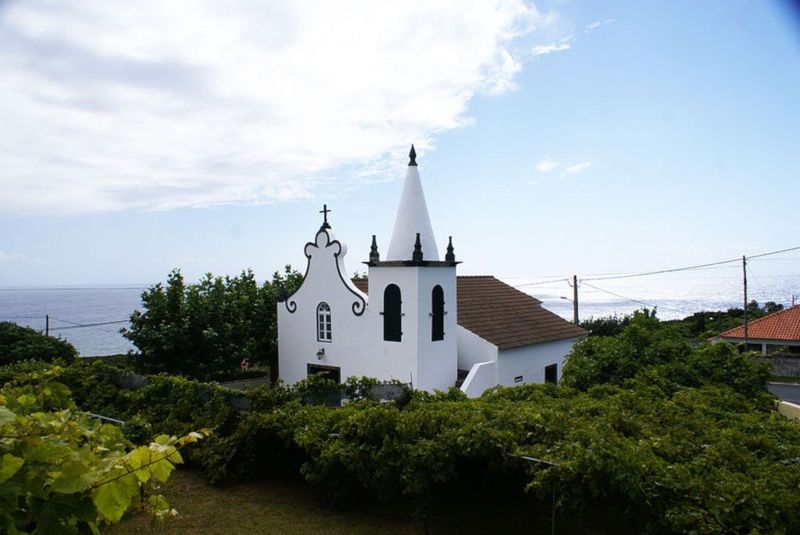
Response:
[431,285,445,341]
[383,284,402,342]
[544,363,558,384]
[317,302,332,342]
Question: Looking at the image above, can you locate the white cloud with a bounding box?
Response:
[0,0,554,214]
[559,162,591,178]
[584,18,615,33]
[531,42,571,56]
[535,157,559,172]
[0,251,28,263]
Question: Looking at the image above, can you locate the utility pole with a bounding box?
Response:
[45,314,49,337]
[572,275,579,326]
[742,255,748,346]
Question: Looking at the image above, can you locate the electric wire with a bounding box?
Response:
[579,281,658,309]
[579,281,686,315]
[48,317,129,335]
[510,278,570,288]
[0,287,148,292]
[581,245,800,282]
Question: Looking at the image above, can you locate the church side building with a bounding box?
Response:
[277,147,585,396]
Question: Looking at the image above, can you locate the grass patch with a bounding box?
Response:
[107,469,416,535]
[106,469,607,535]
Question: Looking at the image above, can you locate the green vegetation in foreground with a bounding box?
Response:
[4,310,800,533]
[106,469,416,535]
[107,469,574,535]
[0,369,203,533]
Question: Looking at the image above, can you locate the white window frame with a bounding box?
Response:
[317,302,332,342]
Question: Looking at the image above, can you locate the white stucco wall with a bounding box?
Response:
[368,264,457,391]
[456,325,498,370]
[278,226,458,392]
[415,267,458,391]
[495,337,579,386]
[277,228,371,386]
[460,361,496,398]
[359,265,421,385]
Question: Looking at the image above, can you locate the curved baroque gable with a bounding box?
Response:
[284,228,366,316]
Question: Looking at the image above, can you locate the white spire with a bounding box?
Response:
[386,146,439,261]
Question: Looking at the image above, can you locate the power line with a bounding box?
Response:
[579,281,658,309]
[48,318,129,333]
[748,245,800,259]
[582,258,741,282]
[581,245,800,282]
[0,286,148,292]
[580,281,686,315]
[511,277,570,288]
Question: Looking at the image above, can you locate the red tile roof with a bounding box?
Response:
[351,275,586,349]
[719,305,800,342]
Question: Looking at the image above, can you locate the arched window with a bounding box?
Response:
[317,302,332,342]
[431,285,445,341]
[383,284,402,342]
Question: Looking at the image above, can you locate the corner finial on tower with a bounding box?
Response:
[445,236,456,263]
[408,144,417,167]
[412,232,423,262]
[369,235,380,263]
[319,204,331,230]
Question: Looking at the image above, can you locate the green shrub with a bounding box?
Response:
[0,359,53,385]
[562,311,771,398]
[124,267,302,381]
[0,369,196,532]
[0,321,78,365]
[3,325,795,533]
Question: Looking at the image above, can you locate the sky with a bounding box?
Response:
[1,0,799,288]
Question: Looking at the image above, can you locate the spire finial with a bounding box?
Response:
[369,235,380,263]
[445,236,456,263]
[412,232,423,262]
[319,204,331,230]
[408,144,417,167]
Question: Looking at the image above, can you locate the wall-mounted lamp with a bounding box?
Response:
[316,348,325,360]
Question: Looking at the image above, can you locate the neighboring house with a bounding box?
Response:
[717,305,800,355]
[277,147,586,397]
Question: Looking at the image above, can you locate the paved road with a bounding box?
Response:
[769,383,800,404]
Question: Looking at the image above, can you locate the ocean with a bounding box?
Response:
[1,263,797,356]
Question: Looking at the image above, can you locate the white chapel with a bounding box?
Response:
[277,147,586,397]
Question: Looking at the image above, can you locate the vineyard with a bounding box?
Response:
[2,312,800,533]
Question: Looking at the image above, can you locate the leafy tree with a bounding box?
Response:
[0,322,77,365]
[0,368,205,533]
[123,267,302,381]
[579,312,634,337]
[562,310,771,396]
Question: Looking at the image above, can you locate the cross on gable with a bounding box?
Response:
[319,204,331,229]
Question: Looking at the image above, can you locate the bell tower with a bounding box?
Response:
[366,146,459,391]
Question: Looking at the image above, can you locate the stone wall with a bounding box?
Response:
[752,356,800,377]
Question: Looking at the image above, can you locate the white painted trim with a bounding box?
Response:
[460,361,497,398]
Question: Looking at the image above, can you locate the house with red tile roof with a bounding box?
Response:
[277,147,586,397]
[717,305,800,355]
